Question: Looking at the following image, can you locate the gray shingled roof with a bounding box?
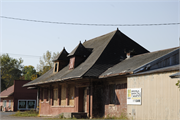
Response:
[24,29,150,87]
[24,30,117,87]
[99,47,179,78]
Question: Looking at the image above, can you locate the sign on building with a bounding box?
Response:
[127,88,141,105]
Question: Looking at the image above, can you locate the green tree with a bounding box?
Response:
[176,80,180,88]
[37,50,58,75]
[22,65,36,80]
[0,54,23,91]
[1,78,6,92]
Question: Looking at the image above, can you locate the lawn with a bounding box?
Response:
[11,110,39,117]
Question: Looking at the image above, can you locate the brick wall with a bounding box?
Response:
[93,81,127,118]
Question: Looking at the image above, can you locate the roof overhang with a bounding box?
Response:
[27,87,37,89]
[23,77,83,87]
[0,96,8,98]
[128,65,179,77]
[0,92,14,98]
[99,72,132,78]
[170,72,180,78]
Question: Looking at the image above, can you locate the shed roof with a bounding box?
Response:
[100,47,179,78]
[128,64,179,76]
[0,85,14,98]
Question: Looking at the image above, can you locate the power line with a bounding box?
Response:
[1,16,180,26]
[0,52,41,58]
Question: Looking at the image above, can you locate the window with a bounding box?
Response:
[18,100,36,110]
[9,100,11,108]
[69,57,75,69]
[53,62,59,73]
[54,63,58,72]
[18,100,26,109]
[61,85,66,106]
[53,88,58,106]
[3,100,7,107]
[27,101,36,109]
[175,53,179,64]
[68,85,74,106]
[41,88,44,102]
[47,89,50,102]
[109,84,116,104]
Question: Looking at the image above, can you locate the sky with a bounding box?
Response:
[0,0,180,70]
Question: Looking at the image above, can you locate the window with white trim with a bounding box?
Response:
[18,100,36,110]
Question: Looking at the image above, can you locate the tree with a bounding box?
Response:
[176,80,180,88]
[22,65,37,80]
[1,78,6,92]
[0,54,23,91]
[36,50,59,75]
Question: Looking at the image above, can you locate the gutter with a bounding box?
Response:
[99,71,133,78]
[23,77,83,87]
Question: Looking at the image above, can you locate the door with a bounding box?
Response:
[78,87,87,112]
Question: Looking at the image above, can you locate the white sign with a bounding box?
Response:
[127,88,141,105]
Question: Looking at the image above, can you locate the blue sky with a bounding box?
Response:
[1,0,179,70]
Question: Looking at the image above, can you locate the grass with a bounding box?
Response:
[104,112,129,120]
[11,110,129,120]
[11,110,39,117]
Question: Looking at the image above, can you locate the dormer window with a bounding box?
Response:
[69,57,75,69]
[68,42,92,70]
[52,48,69,73]
[54,63,58,72]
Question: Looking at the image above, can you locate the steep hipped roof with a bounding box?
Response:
[0,85,14,98]
[52,48,69,61]
[23,29,149,87]
[24,30,116,86]
[100,47,179,78]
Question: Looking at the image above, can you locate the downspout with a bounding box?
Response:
[37,87,39,112]
[38,87,41,116]
[90,78,93,119]
[88,79,91,118]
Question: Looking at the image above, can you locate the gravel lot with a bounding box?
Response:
[0,111,48,120]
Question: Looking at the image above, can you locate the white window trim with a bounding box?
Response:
[18,99,36,110]
[9,100,11,107]
[3,100,7,107]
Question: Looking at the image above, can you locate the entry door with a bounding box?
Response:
[78,87,87,112]
[83,87,87,112]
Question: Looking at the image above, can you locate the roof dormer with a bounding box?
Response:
[68,42,91,69]
[52,48,69,73]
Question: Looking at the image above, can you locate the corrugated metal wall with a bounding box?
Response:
[127,71,180,120]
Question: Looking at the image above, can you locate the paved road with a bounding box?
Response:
[0,112,48,120]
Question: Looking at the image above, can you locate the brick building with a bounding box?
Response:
[23,29,179,119]
[0,80,37,111]
[23,29,149,118]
